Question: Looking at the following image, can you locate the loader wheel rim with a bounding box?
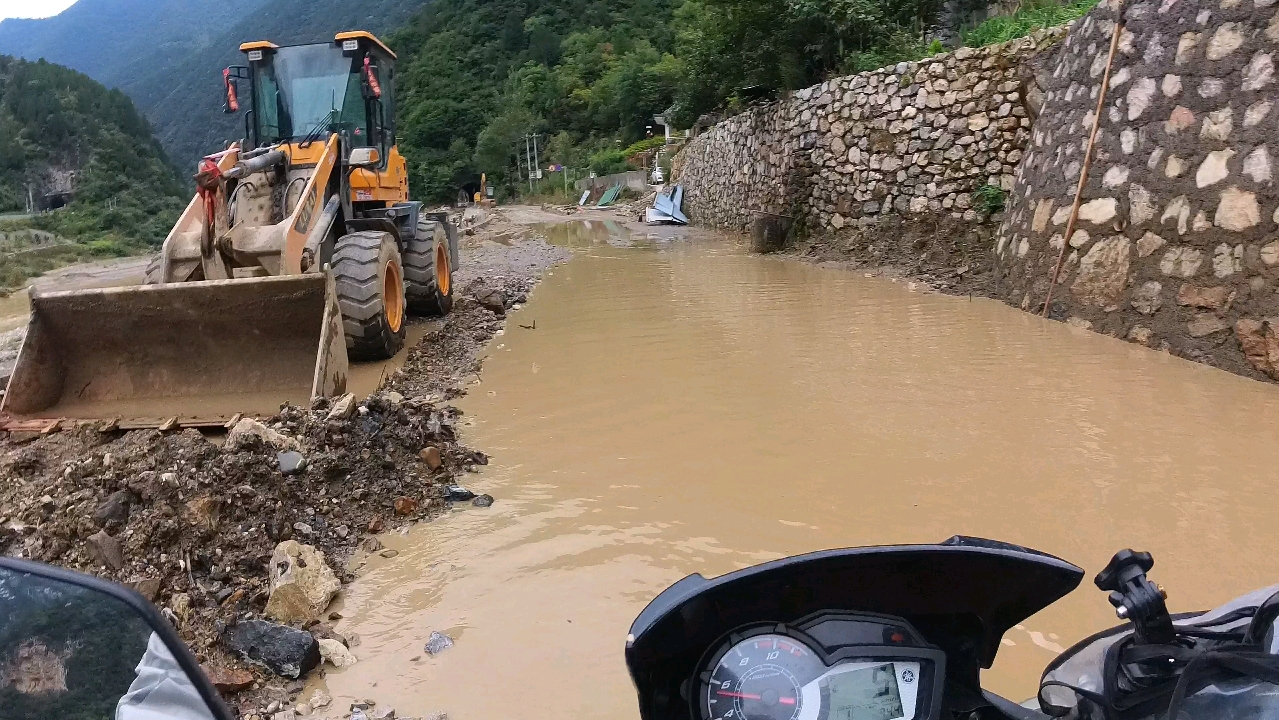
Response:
[436,242,451,296]
[385,260,404,333]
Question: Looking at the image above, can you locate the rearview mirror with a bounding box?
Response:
[348,147,381,168]
[362,57,382,100]
[0,557,233,720]
[223,66,249,115]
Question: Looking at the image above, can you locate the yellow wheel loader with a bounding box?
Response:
[3,32,458,424]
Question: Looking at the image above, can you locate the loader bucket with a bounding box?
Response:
[2,273,349,423]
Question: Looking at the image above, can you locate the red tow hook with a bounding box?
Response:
[194,157,224,257]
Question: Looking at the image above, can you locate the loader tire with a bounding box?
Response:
[144,255,162,285]
[333,231,406,361]
[404,217,454,316]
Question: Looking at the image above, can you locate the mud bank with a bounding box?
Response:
[784,213,1004,298]
[0,210,567,713]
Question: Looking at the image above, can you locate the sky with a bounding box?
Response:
[0,0,77,21]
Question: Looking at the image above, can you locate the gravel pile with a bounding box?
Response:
[0,390,479,658]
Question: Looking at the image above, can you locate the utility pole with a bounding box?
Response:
[524,135,534,194]
[532,133,540,195]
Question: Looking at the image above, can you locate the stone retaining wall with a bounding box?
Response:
[674,28,1069,234]
[996,0,1279,381]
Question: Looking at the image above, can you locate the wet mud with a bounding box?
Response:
[786,213,1001,298]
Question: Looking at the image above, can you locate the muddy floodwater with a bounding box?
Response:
[321,219,1279,718]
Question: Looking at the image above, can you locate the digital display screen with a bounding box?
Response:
[826,664,905,720]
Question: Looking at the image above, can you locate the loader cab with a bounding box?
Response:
[238,33,408,205]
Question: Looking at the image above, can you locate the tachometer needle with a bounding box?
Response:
[716,692,796,705]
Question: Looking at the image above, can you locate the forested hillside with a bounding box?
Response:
[0,56,184,257]
[130,0,432,169]
[1,0,1086,207]
[389,0,969,201]
[0,0,430,170]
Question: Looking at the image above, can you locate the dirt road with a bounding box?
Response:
[0,202,1154,719]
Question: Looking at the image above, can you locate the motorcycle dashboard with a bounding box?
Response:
[697,613,944,720]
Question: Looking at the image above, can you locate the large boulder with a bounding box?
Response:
[473,287,507,315]
[226,418,301,452]
[222,620,320,679]
[265,541,340,622]
[276,451,307,475]
[326,393,357,420]
[318,638,358,668]
[92,490,135,528]
[86,530,125,570]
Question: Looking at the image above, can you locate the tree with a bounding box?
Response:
[0,55,184,256]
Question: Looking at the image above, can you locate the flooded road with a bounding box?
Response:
[321,219,1279,718]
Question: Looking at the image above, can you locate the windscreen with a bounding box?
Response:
[253,44,359,144]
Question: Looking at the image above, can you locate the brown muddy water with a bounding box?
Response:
[320,219,1279,718]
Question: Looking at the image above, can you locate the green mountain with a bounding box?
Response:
[0,0,266,92]
[130,0,434,172]
[0,55,184,284]
[0,0,431,171]
[1,0,1063,209]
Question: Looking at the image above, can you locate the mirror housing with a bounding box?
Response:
[223,72,238,114]
[0,557,235,720]
[348,147,381,168]
[223,66,250,115]
[362,57,382,99]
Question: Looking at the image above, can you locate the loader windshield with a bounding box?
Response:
[253,43,366,145]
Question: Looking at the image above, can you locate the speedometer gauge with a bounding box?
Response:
[693,616,943,720]
[702,634,819,720]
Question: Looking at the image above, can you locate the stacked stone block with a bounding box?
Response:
[675,28,1068,234]
[998,0,1279,380]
